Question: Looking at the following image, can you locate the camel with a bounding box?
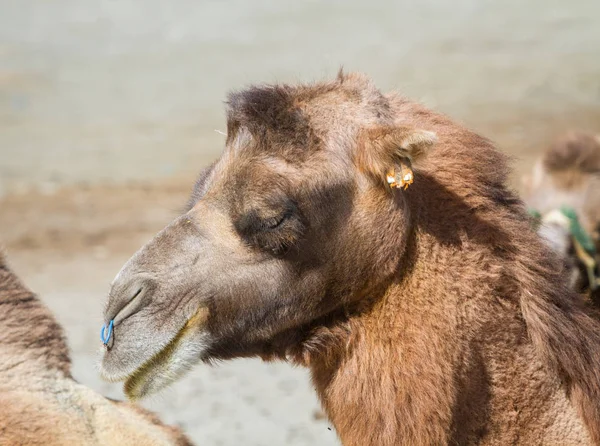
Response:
[523,132,600,304]
[0,251,192,446]
[100,72,600,445]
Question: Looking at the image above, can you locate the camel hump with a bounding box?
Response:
[0,251,72,377]
[543,132,600,175]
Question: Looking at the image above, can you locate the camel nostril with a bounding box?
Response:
[131,287,143,302]
[106,278,155,328]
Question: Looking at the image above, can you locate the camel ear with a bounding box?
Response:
[357,126,437,190]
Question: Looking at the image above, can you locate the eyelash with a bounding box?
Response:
[235,207,304,255]
[264,212,291,230]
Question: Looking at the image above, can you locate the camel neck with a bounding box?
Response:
[305,273,464,446]
[302,215,516,445]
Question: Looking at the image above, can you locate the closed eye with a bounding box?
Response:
[265,212,291,230]
[234,202,305,255]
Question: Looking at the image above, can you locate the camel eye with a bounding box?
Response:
[234,204,305,255]
[264,212,291,230]
[235,209,293,235]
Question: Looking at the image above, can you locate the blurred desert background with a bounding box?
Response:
[1,1,599,445]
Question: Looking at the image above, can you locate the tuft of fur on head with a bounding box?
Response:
[224,69,397,158]
[225,84,322,151]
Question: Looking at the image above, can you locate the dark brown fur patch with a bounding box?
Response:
[226,85,321,153]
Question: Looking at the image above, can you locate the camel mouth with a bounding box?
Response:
[122,308,209,400]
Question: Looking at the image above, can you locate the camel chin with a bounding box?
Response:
[123,309,209,400]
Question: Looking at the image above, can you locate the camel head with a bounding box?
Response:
[100,73,436,399]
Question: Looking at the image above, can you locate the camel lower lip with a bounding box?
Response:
[121,307,210,400]
[122,334,178,399]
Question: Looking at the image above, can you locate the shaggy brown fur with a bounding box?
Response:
[524,132,600,303]
[0,251,192,446]
[102,73,600,445]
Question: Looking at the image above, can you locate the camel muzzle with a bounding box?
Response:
[100,214,218,383]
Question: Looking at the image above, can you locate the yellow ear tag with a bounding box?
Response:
[386,161,414,190]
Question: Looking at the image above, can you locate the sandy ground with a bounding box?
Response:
[0,180,338,446]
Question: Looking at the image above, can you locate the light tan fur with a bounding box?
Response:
[0,251,192,446]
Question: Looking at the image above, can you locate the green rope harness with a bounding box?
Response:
[530,206,599,291]
[559,206,597,257]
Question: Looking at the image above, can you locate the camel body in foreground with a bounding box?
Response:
[0,253,192,446]
[101,73,600,445]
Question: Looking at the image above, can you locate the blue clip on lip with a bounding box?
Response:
[101,319,114,346]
